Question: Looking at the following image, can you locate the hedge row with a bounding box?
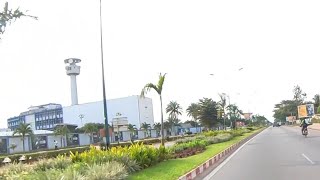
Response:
[1,135,195,164]
[0,146,90,164]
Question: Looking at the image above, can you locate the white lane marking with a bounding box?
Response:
[302,153,315,165]
[203,127,268,180]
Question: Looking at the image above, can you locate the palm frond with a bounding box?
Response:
[157,73,166,94]
[140,83,159,98]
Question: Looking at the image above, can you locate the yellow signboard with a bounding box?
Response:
[298,105,307,118]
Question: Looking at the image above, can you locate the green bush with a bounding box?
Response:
[175,137,196,144]
[0,162,28,177]
[170,139,208,154]
[33,158,55,171]
[85,162,128,180]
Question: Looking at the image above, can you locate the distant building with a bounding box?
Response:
[63,95,154,129]
[7,95,154,131]
[7,103,63,131]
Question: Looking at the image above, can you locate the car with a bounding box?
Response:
[273,122,281,127]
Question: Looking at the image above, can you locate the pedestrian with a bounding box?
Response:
[54,140,58,150]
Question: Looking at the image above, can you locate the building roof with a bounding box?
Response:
[0,130,54,137]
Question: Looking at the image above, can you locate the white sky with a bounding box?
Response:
[1,0,320,128]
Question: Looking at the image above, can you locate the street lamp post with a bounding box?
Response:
[99,0,110,149]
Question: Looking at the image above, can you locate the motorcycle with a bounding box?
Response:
[302,127,308,137]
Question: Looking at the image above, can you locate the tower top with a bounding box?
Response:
[64,58,81,65]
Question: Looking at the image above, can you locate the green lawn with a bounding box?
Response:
[128,129,262,180]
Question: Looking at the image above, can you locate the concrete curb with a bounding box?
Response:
[178,129,264,180]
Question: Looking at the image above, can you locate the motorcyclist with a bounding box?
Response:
[300,119,309,135]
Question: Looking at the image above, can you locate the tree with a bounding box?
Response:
[82,123,99,144]
[166,101,183,120]
[54,125,69,147]
[153,123,161,137]
[141,122,151,138]
[227,104,243,129]
[13,123,33,152]
[186,103,200,121]
[218,93,228,130]
[197,98,218,129]
[127,124,136,140]
[293,85,306,105]
[313,94,320,112]
[0,2,37,38]
[166,116,181,136]
[141,73,166,145]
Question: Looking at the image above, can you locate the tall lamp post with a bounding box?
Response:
[99,0,110,149]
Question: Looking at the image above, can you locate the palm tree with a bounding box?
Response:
[141,73,166,145]
[13,123,33,152]
[82,123,99,144]
[153,123,161,137]
[218,93,227,130]
[127,124,136,140]
[166,116,181,136]
[141,122,151,138]
[54,125,69,147]
[186,103,200,131]
[227,104,243,129]
[186,103,200,121]
[166,101,183,120]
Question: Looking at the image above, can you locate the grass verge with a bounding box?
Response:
[128,129,263,180]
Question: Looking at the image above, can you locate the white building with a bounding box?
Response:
[63,95,154,129]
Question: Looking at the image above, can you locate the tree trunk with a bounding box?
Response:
[22,135,25,152]
[160,95,165,146]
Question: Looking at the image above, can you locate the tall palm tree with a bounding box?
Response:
[127,124,136,140]
[13,123,33,152]
[54,125,69,147]
[141,122,151,138]
[153,123,161,137]
[82,123,99,144]
[166,101,183,120]
[141,73,166,145]
[218,93,227,130]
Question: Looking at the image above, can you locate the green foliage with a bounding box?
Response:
[12,123,33,152]
[166,101,183,120]
[86,162,128,180]
[205,134,233,144]
[197,98,219,129]
[186,103,200,121]
[0,2,37,37]
[33,156,71,172]
[0,146,89,163]
[33,159,55,171]
[0,162,28,177]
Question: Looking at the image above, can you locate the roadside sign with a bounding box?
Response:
[298,104,314,118]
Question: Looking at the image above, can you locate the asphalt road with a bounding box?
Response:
[204,126,320,180]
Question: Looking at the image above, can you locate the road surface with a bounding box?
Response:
[204,126,320,180]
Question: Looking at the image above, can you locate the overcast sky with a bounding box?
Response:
[1,0,320,128]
